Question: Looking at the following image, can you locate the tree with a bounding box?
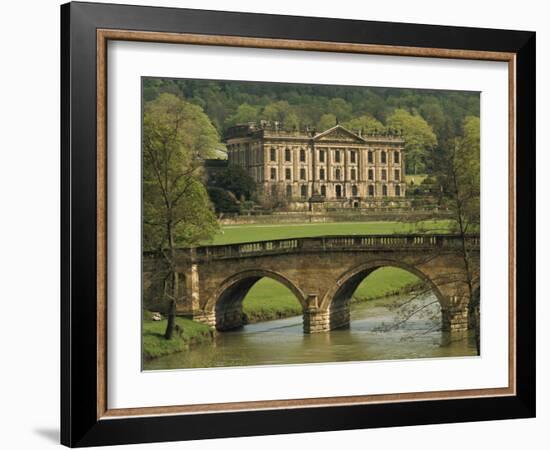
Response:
[317,113,337,131]
[343,114,385,134]
[262,100,293,124]
[446,116,480,351]
[412,115,480,352]
[207,187,240,214]
[210,165,257,201]
[224,103,260,128]
[327,98,353,122]
[386,108,437,174]
[374,116,480,353]
[143,93,220,339]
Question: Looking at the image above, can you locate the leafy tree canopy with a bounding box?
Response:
[317,113,338,131]
[343,114,386,134]
[207,187,240,214]
[387,109,437,174]
[209,165,257,201]
[143,93,220,250]
[143,78,479,137]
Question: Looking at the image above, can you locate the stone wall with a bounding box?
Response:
[219,209,452,226]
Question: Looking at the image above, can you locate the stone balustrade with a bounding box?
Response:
[165,234,480,262]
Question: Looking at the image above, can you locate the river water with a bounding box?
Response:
[144,293,478,371]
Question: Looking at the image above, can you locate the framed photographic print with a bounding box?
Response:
[60,1,536,447]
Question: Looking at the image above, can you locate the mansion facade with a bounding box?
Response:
[224,122,406,207]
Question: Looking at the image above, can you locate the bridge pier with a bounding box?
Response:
[441,297,470,332]
[303,309,330,333]
[193,310,216,328]
[329,301,351,330]
[303,294,330,333]
[215,303,245,331]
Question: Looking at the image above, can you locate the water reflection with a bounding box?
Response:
[144,293,478,371]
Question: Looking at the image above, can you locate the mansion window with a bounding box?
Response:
[335,185,342,198]
[368,169,374,181]
[382,184,388,196]
[270,148,277,162]
[285,148,292,162]
[368,151,373,163]
[368,185,374,196]
[319,150,325,163]
[271,184,277,196]
[394,169,400,181]
[300,185,308,198]
[394,151,400,164]
[334,150,341,163]
[350,150,357,163]
[299,148,306,162]
[381,169,387,181]
[320,185,327,196]
[320,168,326,180]
[351,168,357,181]
[381,151,387,164]
[395,185,401,196]
[300,168,306,180]
[270,168,277,180]
[285,168,292,180]
[335,168,341,180]
[286,185,293,198]
[352,185,358,196]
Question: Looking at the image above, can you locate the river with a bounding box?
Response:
[144,293,478,370]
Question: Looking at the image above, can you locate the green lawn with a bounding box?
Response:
[243,278,303,322]
[352,266,420,300]
[243,267,421,322]
[205,220,452,246]
[142,315,214,360]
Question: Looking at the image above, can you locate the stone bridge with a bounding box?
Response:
[143,234,480,334]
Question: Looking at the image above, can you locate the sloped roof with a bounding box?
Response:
[313,124,366,143]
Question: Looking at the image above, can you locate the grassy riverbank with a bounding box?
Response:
[243,267,420,323]
[205,219,453,246]
[142,314,214,361]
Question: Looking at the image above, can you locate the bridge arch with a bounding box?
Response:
[321,259,447,331]
[207,269,307,331]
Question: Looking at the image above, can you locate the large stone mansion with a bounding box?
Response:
[223,122,406,208]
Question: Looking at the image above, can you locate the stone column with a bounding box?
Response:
[310,139,316,195]
[278,145,284,195]
[177,260,200,317]
[302,294,330,333]
[441,296,469,332]
[326,147,332,199]
[401,148,407,196]
[343,148,348,198]
[263,144,269,189]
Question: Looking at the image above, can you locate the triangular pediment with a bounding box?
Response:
[313,125,366,143]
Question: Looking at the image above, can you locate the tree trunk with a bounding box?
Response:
[164,218,178,340]
[450,143,480,354]
[164,297,176,340]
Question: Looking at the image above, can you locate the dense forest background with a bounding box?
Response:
[143,77,480,176]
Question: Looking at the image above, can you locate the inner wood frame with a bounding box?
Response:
[96,29,517,420]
